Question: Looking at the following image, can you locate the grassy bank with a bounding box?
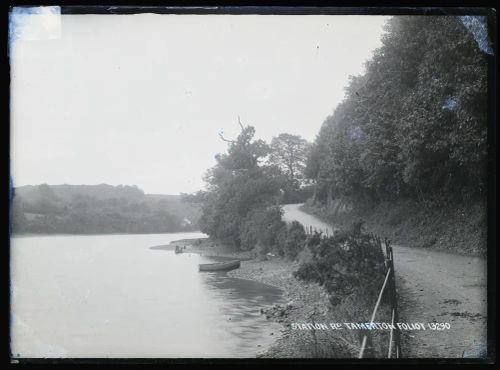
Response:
[301,198,487,257]
[157,237,390,358]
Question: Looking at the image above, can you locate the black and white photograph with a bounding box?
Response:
[7,6,495,362]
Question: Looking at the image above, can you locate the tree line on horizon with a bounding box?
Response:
[10,184,201,235]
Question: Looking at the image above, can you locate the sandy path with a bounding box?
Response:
[282,204,488,358]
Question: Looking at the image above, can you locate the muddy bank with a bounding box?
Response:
[153,238,354,358]
[227,257,359,358]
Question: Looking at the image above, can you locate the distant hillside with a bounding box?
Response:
[10,184,201,235]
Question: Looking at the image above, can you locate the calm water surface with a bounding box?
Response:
[10,233,284,358]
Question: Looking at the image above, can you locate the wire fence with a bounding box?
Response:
[305,225,332,236]
[358,239,402,358]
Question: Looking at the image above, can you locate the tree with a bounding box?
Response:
[306,16,488,205]
[269,133,310,186]
[269,133,311,203]
[198,119,284,249]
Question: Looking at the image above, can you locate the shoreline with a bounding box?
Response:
[157,238,350,358]
[12,230,204,238]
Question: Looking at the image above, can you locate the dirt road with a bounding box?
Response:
[282,204,488,358]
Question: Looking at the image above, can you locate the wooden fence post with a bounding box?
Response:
[387,248,395,358]
[390,246,402,358]
[359,330,374,358]
[385,245,402,358]
[359,238,403,358]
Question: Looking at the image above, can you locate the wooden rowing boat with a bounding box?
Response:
[198,260,241,272]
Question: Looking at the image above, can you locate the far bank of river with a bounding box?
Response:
[152,238,352,358]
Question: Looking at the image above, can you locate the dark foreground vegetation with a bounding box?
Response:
[293,225,393,357]
[295,224,386,307]
[10,184,201,234]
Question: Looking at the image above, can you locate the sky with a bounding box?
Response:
[10,12,390,194]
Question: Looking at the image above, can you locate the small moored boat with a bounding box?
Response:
[175,245,187,254]
[199,260,241,272]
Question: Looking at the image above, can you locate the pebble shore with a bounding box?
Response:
[153,237,351,358]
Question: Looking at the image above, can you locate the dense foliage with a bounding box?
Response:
[196,123,311,250]
[307,16,489,205]
[283,221,307,260]
[269,134,312,203]
[239,205,287,253]
[294,224,386,306]
[197,124,281,249]
[10,184,200,234]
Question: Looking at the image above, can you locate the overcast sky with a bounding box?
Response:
[10,13,390,194]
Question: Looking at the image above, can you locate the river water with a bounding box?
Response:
[10,233,284,358]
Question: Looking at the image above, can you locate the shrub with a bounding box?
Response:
[294,222,386,306]
[239,205,287,255]
[283,221,307,260]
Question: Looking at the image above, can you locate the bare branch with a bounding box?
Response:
[218,132,235,143]
[237,115,245,131]
[218,116,245,143]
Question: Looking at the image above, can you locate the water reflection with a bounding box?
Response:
[199,271,286,355]
[11,234,284,358]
